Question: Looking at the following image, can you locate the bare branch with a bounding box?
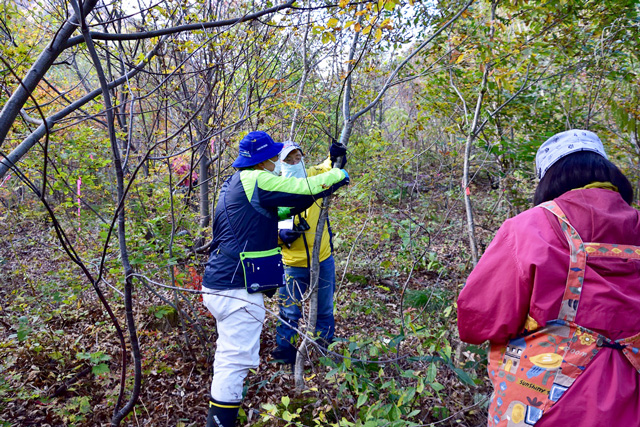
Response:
[64,0,296,48]
[350,0,474,123]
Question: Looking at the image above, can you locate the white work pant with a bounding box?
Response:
[202,288,265,402]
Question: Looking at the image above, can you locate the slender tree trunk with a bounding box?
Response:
[294,26,359,388]
[462,1,496,267]
[288,10,311,141]
[70,1,141,424]
[292,9,321,389]
[462,66,489,267]
[197,125,211,236]
[199,139,211,230]
[293,0,472,388]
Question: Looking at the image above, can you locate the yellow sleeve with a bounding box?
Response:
[307,157,333,177]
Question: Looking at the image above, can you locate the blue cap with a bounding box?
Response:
[232,131,284,168]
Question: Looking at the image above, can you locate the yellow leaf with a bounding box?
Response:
[362,25,372,35]
[339,0,349,7]
[354,22,362,32]
[455,52,465,64]
[384,0,396,12]
[344,20,355,29]
[375,27,382,42]
[327,18,338,28]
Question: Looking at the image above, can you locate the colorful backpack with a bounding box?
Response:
[487,201,640,426]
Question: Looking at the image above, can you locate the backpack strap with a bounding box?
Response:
[539,201,640,373]
[538,201,587,322]
[583,243,640,259]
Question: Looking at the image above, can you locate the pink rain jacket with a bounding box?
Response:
[458,188,640,426]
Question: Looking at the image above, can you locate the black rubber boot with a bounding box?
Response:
[206,398,240,427]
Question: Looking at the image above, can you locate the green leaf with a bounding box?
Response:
[388,332,405,348]
[17,317,32,342]
[426,362,437,383]
[357,392,368,407]
[431,382,445,392]
[92,363,110,375]
[388,404,401,421]
[344,355,351,369]
[261,403,276,413]
[78,396,91,414]
[90,352,111,363]
[453,367,475,386]
[281,395,290,408]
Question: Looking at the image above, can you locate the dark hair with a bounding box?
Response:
[533,151,634,205]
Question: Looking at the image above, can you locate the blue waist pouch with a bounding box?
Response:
[239,248,285,294]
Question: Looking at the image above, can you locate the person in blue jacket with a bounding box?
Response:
[202,131,349,427]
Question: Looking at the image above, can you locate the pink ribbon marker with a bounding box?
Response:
[0,173,11,187]
[77,177,82,232]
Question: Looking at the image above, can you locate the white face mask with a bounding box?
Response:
[281,160,306,178]
[267,158,281,176]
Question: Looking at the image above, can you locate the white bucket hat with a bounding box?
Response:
[535,129,608,179]
[279,140,304,161]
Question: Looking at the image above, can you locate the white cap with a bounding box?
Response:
[535,129,608,179]
[279,140,304,161]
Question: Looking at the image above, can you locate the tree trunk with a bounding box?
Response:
[293,0,471,388]
[199,131,211,231]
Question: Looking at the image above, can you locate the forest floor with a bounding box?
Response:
[0,183,496,426]
[0,227,490,426]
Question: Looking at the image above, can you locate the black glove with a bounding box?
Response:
[279,229,302,244]
[329,141,348,169]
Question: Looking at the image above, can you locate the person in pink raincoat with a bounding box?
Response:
[457,129,640,427]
